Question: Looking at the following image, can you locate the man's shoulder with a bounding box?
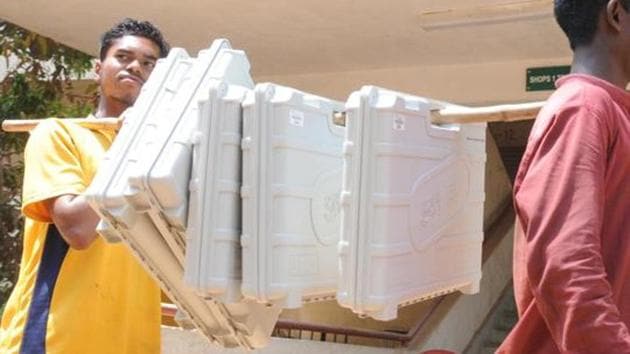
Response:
[553,75,626,115]
[28,116,98,143]
[25,118,72,150]
[536,80,616,130]
[30,117,68,134]
[526,80,613,155]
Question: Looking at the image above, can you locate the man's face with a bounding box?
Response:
[94,35,160,107]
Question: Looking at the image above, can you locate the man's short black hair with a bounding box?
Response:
[99,18,169,60]
[554,0,630,50]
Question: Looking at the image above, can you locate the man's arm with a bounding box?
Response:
[516,103,630,351]
[21,119,102,250]
[44,194,100,250]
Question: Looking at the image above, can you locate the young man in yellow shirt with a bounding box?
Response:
[0,18,169,354]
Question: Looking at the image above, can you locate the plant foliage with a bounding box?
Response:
[0,20,96,314]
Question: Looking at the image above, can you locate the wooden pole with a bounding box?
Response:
[2,101,545,133]
[431,101,545,124]
[1,117,122,133]
[331,101,544,126]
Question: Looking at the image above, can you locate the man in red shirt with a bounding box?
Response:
[498,0,630,352]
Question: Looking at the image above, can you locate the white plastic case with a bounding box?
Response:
[85,43,281,349]
[86,47,193,248]
[184,79,250,303]
[123,39,254,265]
[93,200,280,348]
[337,86,486,321]
[241,83,345,309]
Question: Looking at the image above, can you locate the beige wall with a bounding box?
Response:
[255,57,571,105]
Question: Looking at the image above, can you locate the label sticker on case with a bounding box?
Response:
[289,110,305,127]
[393,115,406,131]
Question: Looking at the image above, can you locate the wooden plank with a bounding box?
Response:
[1,117,122,133]
[2,101,545,133]
[332,101,543,127]
[432,101,544,124]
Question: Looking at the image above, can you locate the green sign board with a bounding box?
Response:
[526,66,571,92]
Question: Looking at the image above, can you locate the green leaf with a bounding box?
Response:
[0,20,97,310]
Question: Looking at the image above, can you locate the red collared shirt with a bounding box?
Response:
[498,74,630,353]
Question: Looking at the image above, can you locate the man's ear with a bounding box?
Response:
[94,60,102,85]
[607,0,624,31]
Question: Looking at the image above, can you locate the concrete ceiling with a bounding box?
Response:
[0,0,569,77]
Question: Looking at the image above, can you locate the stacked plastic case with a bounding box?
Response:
[337,86,486,321]
[184,79,249,303]
[86,47,193,251]
[241,83,345,308]
[85,40,280,349]
[124,39,254,265]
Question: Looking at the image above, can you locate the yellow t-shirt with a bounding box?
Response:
[0,118,161,354]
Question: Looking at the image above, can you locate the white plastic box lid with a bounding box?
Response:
[240,83,345,309]
[184,78,250,304]
[337,86,487,321]
[87,46,193,249]
[86,40,280,349]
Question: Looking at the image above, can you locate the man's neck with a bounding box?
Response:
[571,41,629,89]
[94,98,130,118]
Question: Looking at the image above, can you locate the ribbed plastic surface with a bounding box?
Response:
[124,39,254,265]
[85,40,280,349]
[241,83,345,309]
[87,47,193,246]
[337,86,486,321]
[184,79,250,303]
